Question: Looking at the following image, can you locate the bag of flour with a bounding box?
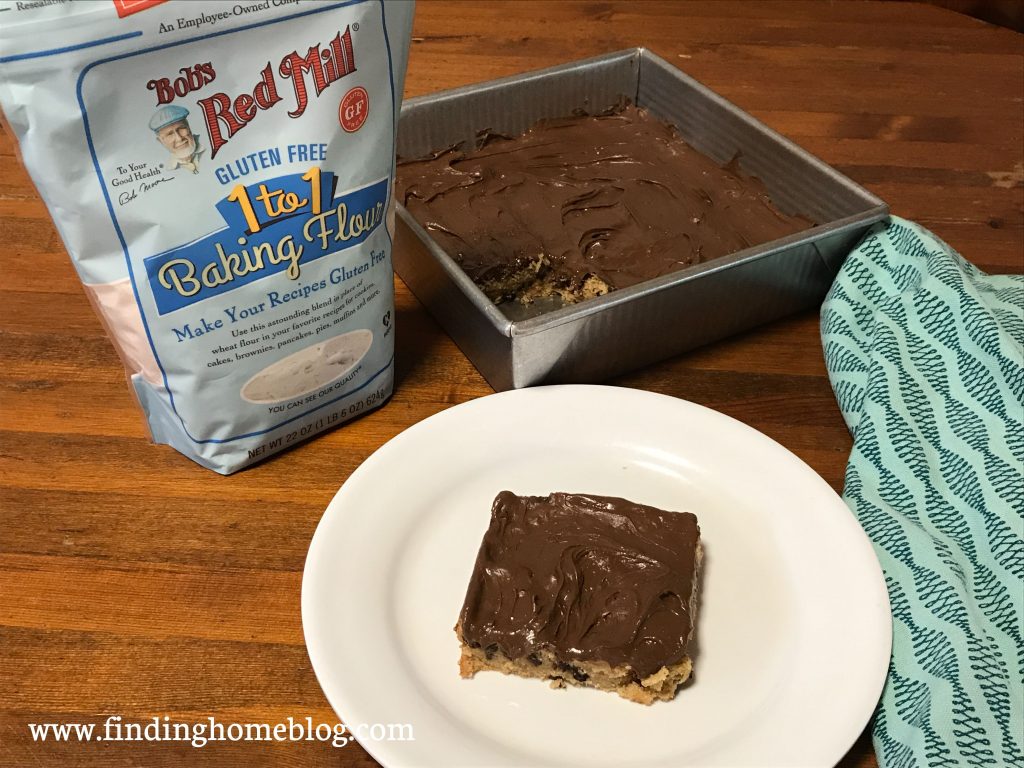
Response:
[0,0,414,473]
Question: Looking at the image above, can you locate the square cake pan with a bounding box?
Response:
[394,48,888,391]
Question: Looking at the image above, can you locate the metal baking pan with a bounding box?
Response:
[393,48,888,390]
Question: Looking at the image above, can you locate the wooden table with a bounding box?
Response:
[1,1,1020,766]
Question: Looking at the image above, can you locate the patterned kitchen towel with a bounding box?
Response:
[821,216,1023,768]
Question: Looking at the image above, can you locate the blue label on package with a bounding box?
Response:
[145,175,388,315]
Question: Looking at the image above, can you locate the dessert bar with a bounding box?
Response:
[456,491,702,704]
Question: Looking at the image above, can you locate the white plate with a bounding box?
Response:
[302,386,890,768]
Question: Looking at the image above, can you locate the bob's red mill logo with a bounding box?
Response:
[146,27,357,158]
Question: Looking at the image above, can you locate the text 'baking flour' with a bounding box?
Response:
[0,0,415,473]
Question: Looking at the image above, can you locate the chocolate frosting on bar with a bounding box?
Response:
[397,105,812,300]
[458,492,700,679]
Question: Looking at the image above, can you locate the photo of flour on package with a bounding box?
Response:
[240,329,373,404]
[0,0,415,473]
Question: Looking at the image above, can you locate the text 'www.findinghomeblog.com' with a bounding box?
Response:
[28,715,415,749]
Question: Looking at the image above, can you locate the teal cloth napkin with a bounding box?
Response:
[821,216,1023,768]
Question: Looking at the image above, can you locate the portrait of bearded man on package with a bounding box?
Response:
[149,104,205,174]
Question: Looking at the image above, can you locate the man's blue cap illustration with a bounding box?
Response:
[148,104,190,132]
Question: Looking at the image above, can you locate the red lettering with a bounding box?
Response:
[234,93,256,123]
[147,63,217,106]
[197,66,280,157]
[321,47,336,83]
[279,45,329,119]
[253,64,281,110]
[182,66,206,93]
[147,78,175,105]
[335,27,356,79]
[189,28,354,155]
[198,92,243,159]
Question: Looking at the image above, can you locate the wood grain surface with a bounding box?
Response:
[1,1,1021,766]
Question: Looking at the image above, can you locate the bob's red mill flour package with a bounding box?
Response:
[0,1,415,473]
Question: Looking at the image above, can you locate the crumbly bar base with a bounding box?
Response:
[476,254,550,304]
[475,253,612,306]
[456,641,692,705]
